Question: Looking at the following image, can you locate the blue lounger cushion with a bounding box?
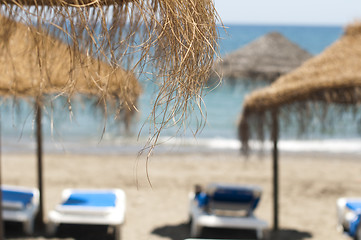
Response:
[206,184,261,210]
[56,191,119,214]
[2,189,34,210]
[343,201,361,237]
[62,192,117,208]
[346,202,361,212]
[213,188,255,202]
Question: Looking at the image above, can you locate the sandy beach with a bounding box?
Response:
[2,150,360,240]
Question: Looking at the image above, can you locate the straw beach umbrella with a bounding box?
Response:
[0,14,141,233]
[238,22,361,231]
[213,32,312,82]
[0,0,220,149]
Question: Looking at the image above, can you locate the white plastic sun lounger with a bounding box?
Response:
[189,183,268,239]
[47,189,126,240]
[2,185,39,235]
[337,197,361,239]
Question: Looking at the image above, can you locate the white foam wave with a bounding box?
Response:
[2,135,360,155]
[158,137,361,154]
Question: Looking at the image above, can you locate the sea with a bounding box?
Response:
[1,24,361,156]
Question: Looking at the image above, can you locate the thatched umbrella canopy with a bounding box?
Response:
[238,22,361,231]
[0,14,141,234]
[213,32,312,82]
[0,13,139,104]
[0,0,220,149]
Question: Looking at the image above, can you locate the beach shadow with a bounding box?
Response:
[4,221,31,239]
[4,222,116,240]
[152,222,312,240]
[152,222,259,240]
[55,224,116,240]
[152,222,190,240]
[198,227,259,239]
[267,229,312,240]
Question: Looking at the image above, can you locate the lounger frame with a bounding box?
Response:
[2,185,39,235]
[189,184,268,239]
[47,188,126,240]
[337,197,361,239]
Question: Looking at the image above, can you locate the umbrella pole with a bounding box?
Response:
[272,108,279,231]
[35,101,44,231]
[0,113,4,238]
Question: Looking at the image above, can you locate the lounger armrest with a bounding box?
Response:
[55,205,116,215]
[3,200,24,210]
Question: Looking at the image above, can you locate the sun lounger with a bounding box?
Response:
[2,185,40,235]
[337,197,361,239]
[189,183,268,239]
[47,189,126,240]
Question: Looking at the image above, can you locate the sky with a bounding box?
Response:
[214,0,361,26]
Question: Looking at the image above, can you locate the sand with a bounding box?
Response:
[2,150,360,240]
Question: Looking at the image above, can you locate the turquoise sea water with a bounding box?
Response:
[2,24,361,155]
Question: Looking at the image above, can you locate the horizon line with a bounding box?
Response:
[217,21,346,28]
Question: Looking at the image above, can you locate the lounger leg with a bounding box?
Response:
[190,220,202,237]
[46,222,58,236]
[256,228,263,239]
[23,220,34,235]
[355,224,361,240]
[113,225,121,240]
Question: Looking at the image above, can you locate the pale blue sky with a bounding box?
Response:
[214,0,361,26]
